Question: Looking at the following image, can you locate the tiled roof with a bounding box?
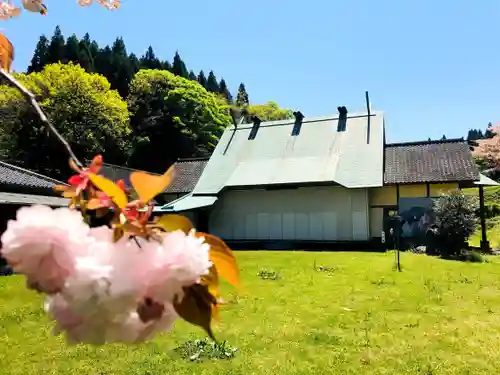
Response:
[164,158,209,193]
[384,139,480,184]
[0,161,66,189]
[100,163,143,188]
[100,158,209,194]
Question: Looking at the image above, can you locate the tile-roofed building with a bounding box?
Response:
[99,163,145,189]
[0,161,67,192]
[100,159,209,204]
[384,139,480,184]
[0,161,69,252]
[164,157,209,194]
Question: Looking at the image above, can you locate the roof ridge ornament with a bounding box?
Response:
[337,106,348,132]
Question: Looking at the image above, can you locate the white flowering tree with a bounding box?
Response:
[472,133,500,170]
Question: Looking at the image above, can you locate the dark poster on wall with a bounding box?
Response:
[398,197,436,244]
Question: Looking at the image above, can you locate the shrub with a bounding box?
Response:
[479,203,500,219]
[460,250,484,263]
[432,190,478,257]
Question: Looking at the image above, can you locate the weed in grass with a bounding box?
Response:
[371,277,395,286]
[457,275,473,284]
[313,260,338,274]
[174,338,238,362]
[423,278,442,302]
[404,321,420,329]
[361,311,374,349]
[257,269,281,280]
[306,331,342,346]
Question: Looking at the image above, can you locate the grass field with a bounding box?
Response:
[2,251,500,374]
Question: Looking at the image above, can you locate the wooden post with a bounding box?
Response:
[394,215,402,272]
[479,186,490,251]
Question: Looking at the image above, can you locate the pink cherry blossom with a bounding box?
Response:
[3,205,214,345]
[110,230,211,306]
[1,205,91,294]
[46,292,179,345]
[161,229,212,285]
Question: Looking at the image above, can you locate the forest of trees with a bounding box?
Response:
[466,123,496,141]
[425,123,496,143]
[0,26,293,180]
[26,26,243,103]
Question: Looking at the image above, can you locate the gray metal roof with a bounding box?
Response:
[192,111,385,194]
[154,193,218,213]
[475,174,500,186]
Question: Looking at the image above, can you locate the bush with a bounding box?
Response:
[460,250,484,263]
[432,190,478,257]
[479,203,500,219]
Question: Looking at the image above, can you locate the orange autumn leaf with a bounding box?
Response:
[200,265,220,321]
[154,214,194,234]
[196,233,240,289]
[54,185,77,198]
[86,198,105,210]
[88,173,128,209]
[201,265,220,300]
[130,165,175,204]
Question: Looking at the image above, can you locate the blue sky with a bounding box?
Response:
[2,0,499,142]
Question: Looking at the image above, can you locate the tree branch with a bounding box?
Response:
[0,68,84,169]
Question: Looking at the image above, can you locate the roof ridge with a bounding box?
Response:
[0,161,67,185]
[175,157,210,162]
[234,110,383,129]
[386,138,466,147]
[101,162,161,175]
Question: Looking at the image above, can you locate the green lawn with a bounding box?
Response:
[2,251,500,374]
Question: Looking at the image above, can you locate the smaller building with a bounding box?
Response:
[0,161,69,268]
[0,161,69,234]
[161,157,209,204]
[101,158,209,205]
[371,139,483,248]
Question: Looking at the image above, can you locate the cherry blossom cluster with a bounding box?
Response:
[1,205,212,345]
[0,0,120,20]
